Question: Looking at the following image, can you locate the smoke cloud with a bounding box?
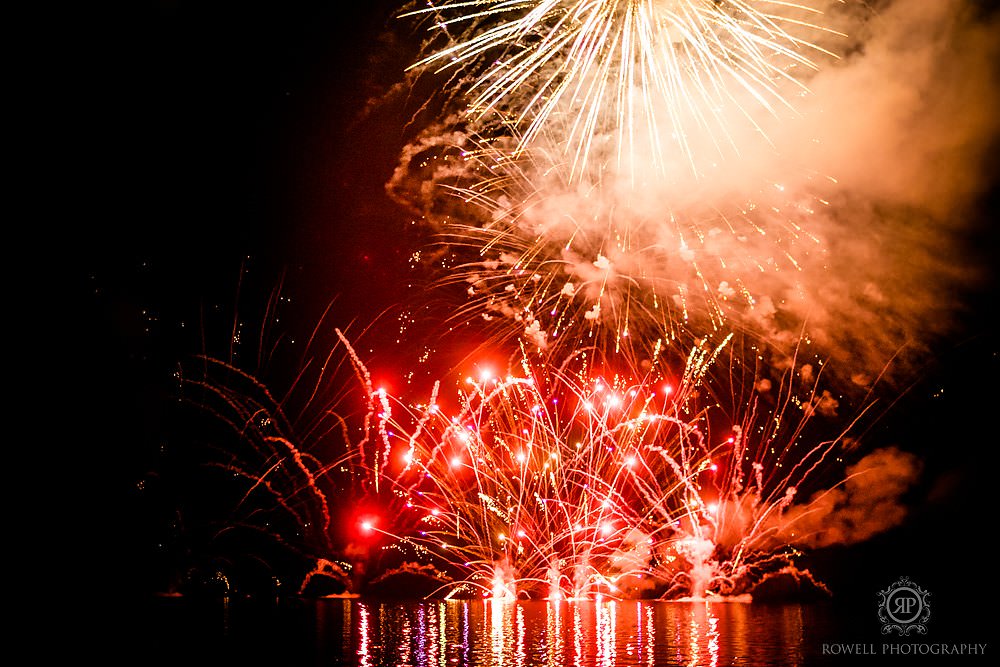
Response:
[769,446,923,548]
[388,0,999,383]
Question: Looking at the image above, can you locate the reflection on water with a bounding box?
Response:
[310,599,811,667]
[130,596,844,666]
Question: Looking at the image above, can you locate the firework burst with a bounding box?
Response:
[404,0,843,181]
[338,326,901,600]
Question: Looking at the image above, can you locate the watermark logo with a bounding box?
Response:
[878,576,931,635]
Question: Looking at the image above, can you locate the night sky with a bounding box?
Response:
[60,0,998,644]
[66,0,420,599]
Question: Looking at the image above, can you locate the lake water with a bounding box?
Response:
[325,598,814,666]
[125,597,878,666]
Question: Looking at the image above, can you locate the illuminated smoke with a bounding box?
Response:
[391,0,999,382]
[768,446,923,548]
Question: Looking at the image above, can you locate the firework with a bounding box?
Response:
[172,299,434,595]
[404,0,843,181]
[389,132,832,363]
[173,301,915,601]
[342,327,899,600]
[149,0,987,610]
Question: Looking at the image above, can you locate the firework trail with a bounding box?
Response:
[174,297,445,595]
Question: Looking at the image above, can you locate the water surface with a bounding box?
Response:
[131,597,850,666]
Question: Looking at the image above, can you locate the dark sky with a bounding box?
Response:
[58,1,998,635]
[71,2,432,389]
[73,1,413,317]
[64,0,424,599]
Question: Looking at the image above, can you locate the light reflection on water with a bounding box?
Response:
[315,599,810,667]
